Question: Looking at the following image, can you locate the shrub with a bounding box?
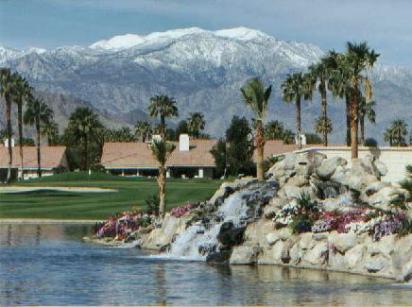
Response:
[145,194,160,215]
[290,215,313,234]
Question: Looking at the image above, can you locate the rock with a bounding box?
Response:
[298,232,315,250]
[367,235,395,257]
[217,222,246,247]
[303,241,328,266]
[345,245,365,269]
[265,232,281,245]
[366,186,410,210]
[206,248,232,264]
[230,244,260,264]
[364,256,386,273]
[316,157,347,180]
[287,175,309,187]
[375,160,388,177]
[328,232,357,254]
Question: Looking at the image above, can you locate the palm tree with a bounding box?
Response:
[309,54,337,146]
[330,43,379,158]
[149,139,175,217]
[359,98,376,145]
[314,116,333,141]
[0,68,16,183]
[12,74,33,180]
[24,98,53,178]
[42,120,59,145]
[265,120,285,140]
[134,120,152,142]
[187,112,206,138]
[148,95,178,138]
[281,72,308,148]
[384,120,407,147]
[66,107,103,170]
[241,78,272,181]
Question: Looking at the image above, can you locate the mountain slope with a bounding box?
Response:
[1,27,411,144]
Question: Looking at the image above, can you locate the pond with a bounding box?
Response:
[0,223,411,305]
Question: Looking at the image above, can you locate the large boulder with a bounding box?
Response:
[365,186,410,210]
[230,244,260,264]
[316,157,348,180]
[328,232,357,254]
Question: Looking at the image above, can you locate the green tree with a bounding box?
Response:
[241,78,272,180]
[210,138,227,178]
[225,116,255,176]
[12,74,33,179]
[65,107,104,170]
[281,72,311,149]
[305,133,322,144]
[359,98,376,145]
[384,119,407,147]
[187,112,206,138]
[134,121,152,142]
[330,43,379,158]
[0,68,16,182]
[314,116,332,141]
[265,120,285,140]
[42,120,59,146]
[149,139,175,217]
[24,98,54,177]
[105,127,134,142]
[148,95,178,138]
[309,54,337,146]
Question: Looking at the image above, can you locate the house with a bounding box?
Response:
[0,143,69,181]
[101,135,300,179]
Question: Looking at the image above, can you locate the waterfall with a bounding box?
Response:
[165,190,252,261]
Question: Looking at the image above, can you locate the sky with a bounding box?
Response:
[1,0,412,67]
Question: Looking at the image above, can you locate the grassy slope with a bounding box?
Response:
[0,172,222,220]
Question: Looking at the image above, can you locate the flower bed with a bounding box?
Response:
[170,203,198,218]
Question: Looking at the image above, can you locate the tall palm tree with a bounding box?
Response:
[281,72,308,148]
[314,116,333,141]
[134,120,152,142]
[331,42,379,158]
[241,78,272,181]
[24,98,53,178]
[309,54,337,146]
[66,107,103,170]
[12,74,33,180]
[148,95,178,138]
[149,139,175,217]
[0,68,16,183]
[187,112,206,138]
[359,98,376,145]
[42,120,59,145]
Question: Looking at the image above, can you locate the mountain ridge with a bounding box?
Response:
[1,27,412,144]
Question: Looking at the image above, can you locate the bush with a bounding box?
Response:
[290,215,313,234]
[145,194,160,215]
[364,138,378,147]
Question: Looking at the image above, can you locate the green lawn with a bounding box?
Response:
[0,172,222,220]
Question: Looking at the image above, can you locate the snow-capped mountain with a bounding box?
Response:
[1,27,412,143]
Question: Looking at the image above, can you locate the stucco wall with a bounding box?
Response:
[304,146,412,183]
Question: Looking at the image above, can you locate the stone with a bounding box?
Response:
[230,244,260,264]
[366,186,410,210]
[298,232,315,250]
[303,241,328,266]
[316,157,347,180]
[217,222,246,247]
[345,245,365,269]
[265,232,281,246]
[328,232,357,254]
[286,175,309,187]
[375,160,388,177]
[367,235,395,257]
[364,255,386,273]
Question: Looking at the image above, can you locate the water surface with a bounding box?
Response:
[0,224,411,305]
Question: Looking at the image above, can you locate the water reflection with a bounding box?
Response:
[0,224,411,305]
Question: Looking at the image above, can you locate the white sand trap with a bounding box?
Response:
[0,186,118,194]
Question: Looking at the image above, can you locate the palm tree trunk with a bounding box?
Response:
[321,82,328,146]
[6,96,13,183]
[36,120,42,178]
[345,95,351,147]
[158,165,166,217]
[350,92,359,159]
[18,103,24,180]
[360,115,365,146]
[256,121,265,181]
[84,135,89,171]
[160,115,165,139]
[296,97,302,149]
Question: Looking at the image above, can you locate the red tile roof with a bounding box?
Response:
[0,145,68,169]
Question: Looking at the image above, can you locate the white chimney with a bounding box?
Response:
[4,138,15,148]
[295,134,306,146]
[179,134,190,151]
